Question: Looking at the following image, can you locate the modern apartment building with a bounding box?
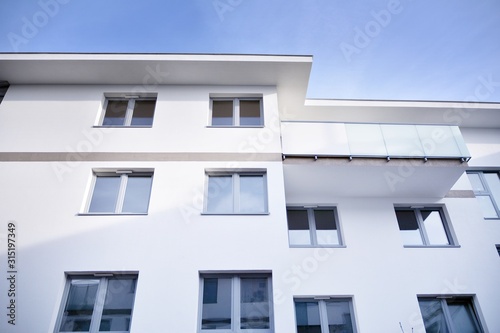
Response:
[0,53,499,333]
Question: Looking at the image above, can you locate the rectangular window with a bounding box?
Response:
[287,207,342,247]
[294,298,357,333]
[211,98,263,126]
[395,207,454,246]
[56,273,138,333]
[86,171,153,214]
[418,296,483,333]
[199,273,273,332]
[205,171,268,214]
[467,171,500,219]
[101,96,156,127]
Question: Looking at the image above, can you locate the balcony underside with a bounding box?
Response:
[283,157,467,199]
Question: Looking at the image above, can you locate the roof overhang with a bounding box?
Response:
[302,99,500,128]
[0,53,313,115]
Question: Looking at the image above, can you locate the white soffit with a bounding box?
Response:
[0,53,313,117]
[302,99,500,128]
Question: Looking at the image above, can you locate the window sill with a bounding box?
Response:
[206,125,264,128]
[403,245,461,248]
[201,212,270,216]
[93,125,153,128]
[290,245,346,248]
[78,213,149,216]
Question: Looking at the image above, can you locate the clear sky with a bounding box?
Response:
[0,0,499,102]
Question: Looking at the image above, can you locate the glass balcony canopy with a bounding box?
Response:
[281,122,470,160]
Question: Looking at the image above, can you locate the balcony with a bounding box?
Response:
[281,122,470,199]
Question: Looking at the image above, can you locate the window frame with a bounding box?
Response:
[54,272,138,333]
[286,206,344,248]
[293,297,358,333]
[209,97,263,127]
[98,95,157,128]
[198,273,274,333]
[395,206,457,247]
[82,170,153,215]
[417,296,484,333]
[467,171,500,219]
[203,170,269,215]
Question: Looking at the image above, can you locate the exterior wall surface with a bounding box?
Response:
[0,56,499,333]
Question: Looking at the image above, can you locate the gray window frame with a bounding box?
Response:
[286,206,344,248]
[293,297,357,333]
[203,170,269,215]
[417,296,484,333]
[395,206,457,247]
[83,170,153,215]
[210,97,263,127]
[198,273,274,333]
[54,272,138,333]
[98,95,156,127]
[467,171,500,219]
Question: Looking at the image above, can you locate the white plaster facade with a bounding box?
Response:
[0,53,499,333]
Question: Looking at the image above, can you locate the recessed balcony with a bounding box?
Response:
[281,122,470,198]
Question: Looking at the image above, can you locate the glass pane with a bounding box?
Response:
[206,176,233,213]
[103,100,128,126]
[418,299,450,333]
[314,210,340,245]
[287,210,311,246]
[325,300,354,333]
[131,100,155,126]
[122,176,153,213]
[239,175,266,213]
[396,210,423,245]
[202,278,232,330]
[89,177,121,213]
[295,301,321,333]
[467,173,485,192]
[240,100,262,126]
[447,300,481,333]
[476,195,499,219]
[484,173,500,212]
[346,124,387,156]
[382,124,424,157]
[240,278,270,329]
[212,100,233,126]
[99,278,137,332]
[60,280,99,332]
[417,126,461,157]
[421,210,450,245]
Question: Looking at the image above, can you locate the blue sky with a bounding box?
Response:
[0,0,499,102]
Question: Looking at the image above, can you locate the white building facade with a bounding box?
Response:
[0,53,499,333]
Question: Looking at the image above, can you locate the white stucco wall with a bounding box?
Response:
[0,83,498,333]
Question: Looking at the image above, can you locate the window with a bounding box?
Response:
[287,207,343,247]
[199,273,273,332]
[86,171,153,214]
[496,244,500,257]
[294,298,357,333]
[395,207,454,246]
[101,95,156,127]
[211,98,263,126]
[56,273,138,333]
[418,296,483,333]
[467,171,500,219]
[205,171,268,214]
